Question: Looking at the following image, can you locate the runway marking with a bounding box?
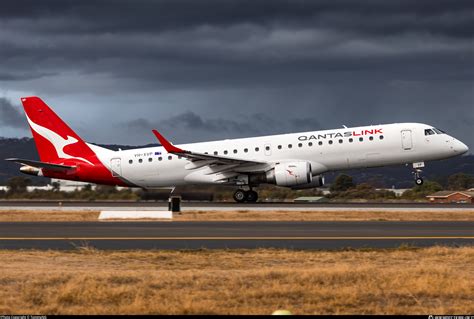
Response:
[0,236,473,240]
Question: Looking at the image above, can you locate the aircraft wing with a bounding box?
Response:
[5,158,76,172]
[152,130,267,166]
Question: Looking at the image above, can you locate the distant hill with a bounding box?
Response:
[0,137,472,187]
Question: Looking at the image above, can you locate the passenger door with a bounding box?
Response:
[110,158,122,177]
[401,130,413,150]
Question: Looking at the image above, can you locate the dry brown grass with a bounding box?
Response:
[0,246,473,314]
[176,209,474,221]
[0,209,473,222]
[0,210,99,221]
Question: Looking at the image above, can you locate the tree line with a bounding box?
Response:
[1,173,473,201]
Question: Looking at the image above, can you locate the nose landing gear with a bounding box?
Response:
[411,162,425,186]
[233,189,259,203]
[414,171,424,186]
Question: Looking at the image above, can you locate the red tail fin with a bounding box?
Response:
[21,97,97,165]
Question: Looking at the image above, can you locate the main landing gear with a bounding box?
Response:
[411,162,425,186]
[233,189,259,203]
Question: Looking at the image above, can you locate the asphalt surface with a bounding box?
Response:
[1,221,472,250]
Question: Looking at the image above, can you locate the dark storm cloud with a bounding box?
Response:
[1,0,472,37]
[0,0,472,148]
[1,1,472,73]
[0,72,57,81]
[125,111,321,141]
[127,112,256,135]
[0,98,26,128]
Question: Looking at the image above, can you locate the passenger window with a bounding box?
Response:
[329,140,333,145]
[148,158,153,162]
[359,137,363,142]
[278,145,282,149]
[308,142,313,147]
[158,157,162,161]
[265,146,270,151]
[318,141,323,146]
[168,156,172,160]
[298,143,302,147]
[138,159,143,163]
[349,138,353,143]
[129,160,133,164]
[224,150,228,155]
[339,139,343,144]
[233,149,238,154]
[244,148,248,153]
[369,136,374,141]
[288,144,292,149]
[214,151,218,155]
[255,147,259,152]
[379,136,384,140]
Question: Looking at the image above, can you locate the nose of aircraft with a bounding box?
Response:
[453,139,469,154]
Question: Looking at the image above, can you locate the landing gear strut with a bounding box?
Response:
[233,189,258,203]
[411,162,425,186]
[414,171,424,186]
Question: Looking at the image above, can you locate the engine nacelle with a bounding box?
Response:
[291,175,325,190]
[266,161,312,187]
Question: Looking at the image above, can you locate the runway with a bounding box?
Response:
[0,200,472,212]
[1,221,473,250]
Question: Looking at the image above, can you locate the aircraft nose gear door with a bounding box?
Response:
[401,130,413,150]
[110,158,122,177]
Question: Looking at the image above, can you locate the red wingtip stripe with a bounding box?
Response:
[152,130,184,153]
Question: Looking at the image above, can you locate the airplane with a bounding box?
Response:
[6,96,469,202]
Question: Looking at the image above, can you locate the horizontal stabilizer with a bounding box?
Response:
[5,158,76,172]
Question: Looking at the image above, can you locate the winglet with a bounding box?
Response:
[152,130,184,153]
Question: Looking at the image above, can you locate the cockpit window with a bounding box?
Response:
[433,128,446,134]
[425,129,435,136]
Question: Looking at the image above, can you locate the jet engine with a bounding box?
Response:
[265,161,313,187]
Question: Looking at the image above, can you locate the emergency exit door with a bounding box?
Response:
[401,130,413,150]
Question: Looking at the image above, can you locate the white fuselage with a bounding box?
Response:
[91,122,468,189]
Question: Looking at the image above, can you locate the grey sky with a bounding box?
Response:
[0,0,472,149]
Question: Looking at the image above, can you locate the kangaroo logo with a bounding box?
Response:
[26,114,94,165]
[286,169,297,177]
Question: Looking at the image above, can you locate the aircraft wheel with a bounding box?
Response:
[415,177,424,186]
[245,190,259,203]
[233,189,247,203]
